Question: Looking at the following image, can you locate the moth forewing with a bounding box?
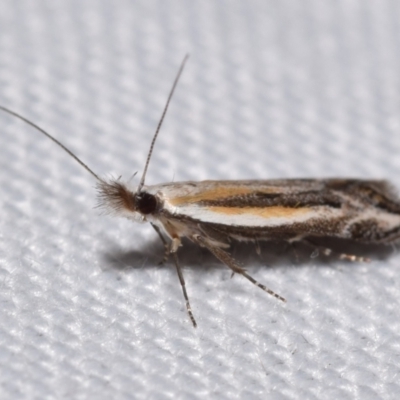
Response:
[155,178,400,244]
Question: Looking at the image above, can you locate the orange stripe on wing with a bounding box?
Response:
[206,205,312,218]
[169,186,283,206]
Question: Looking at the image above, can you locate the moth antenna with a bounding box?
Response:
[137,54,189,193]
[127,171,138,183]
[0,105,101,182]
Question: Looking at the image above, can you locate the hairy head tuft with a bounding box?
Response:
[96,179,136,215]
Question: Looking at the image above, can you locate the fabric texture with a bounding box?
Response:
[0,1,400,399]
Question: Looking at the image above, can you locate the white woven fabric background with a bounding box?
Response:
[1,1,400,399]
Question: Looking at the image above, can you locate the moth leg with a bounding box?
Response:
[194,235,286,303]
[302,238,370,263]
[151,223,170,265]
[151,225,197,326]
[171,251,197,328]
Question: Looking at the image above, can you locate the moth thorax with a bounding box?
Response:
[136,191,158,214]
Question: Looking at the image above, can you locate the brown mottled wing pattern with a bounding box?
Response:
[156,179,400,243]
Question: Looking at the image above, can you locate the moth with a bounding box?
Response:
[2,55,400,327]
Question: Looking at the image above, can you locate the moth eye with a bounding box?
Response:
[136,192,158,215]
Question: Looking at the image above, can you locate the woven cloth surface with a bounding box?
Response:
[0,1,400,399]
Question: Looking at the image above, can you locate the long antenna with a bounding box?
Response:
[137,54,189,193]
[0,105,101,181]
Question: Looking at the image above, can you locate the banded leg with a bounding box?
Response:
[302,238,371,263]
[172,252,197,328]
[194,235,286,303]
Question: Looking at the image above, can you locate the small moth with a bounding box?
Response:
[2,55,400,327]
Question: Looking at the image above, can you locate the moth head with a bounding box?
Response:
[96,179,158,221]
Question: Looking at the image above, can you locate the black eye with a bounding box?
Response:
[136,192,158,214]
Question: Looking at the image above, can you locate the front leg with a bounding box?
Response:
[151,224,196,327]
[151,223,170,265]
